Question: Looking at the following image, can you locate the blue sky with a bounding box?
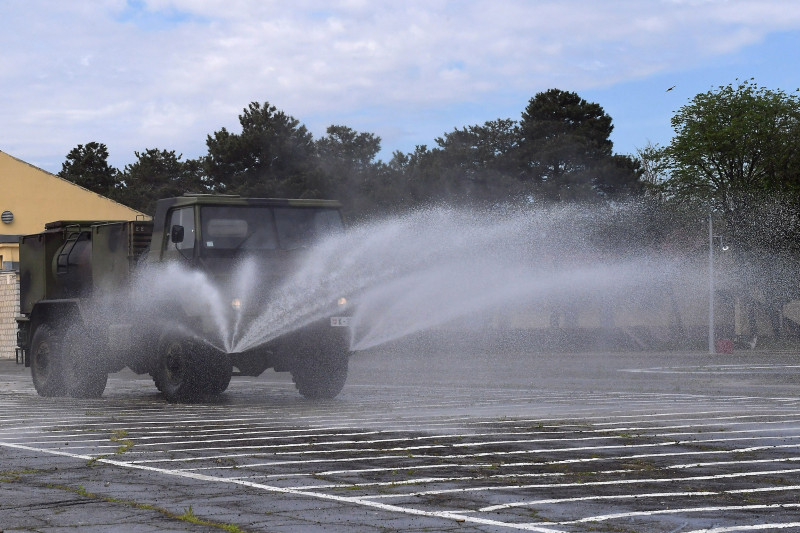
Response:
[2,0,800,173]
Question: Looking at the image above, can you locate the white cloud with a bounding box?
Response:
[1,0,800,170]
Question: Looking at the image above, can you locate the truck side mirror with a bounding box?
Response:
[170,224,185,244]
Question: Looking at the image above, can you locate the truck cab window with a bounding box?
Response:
[200,206,279,252]
[274,207,343,249]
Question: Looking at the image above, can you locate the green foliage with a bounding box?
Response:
[430,118,524,204]
[660,79,800,208]
[60,91,644,216]
[518,89,642,201]
[204,101,322,198]
[316,125,386,217]
[381,92,642,208]
[656,79,800,250]
[119,149,205,214]
[58,142,120,198]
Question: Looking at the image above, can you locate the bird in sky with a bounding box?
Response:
[666,85,676,92]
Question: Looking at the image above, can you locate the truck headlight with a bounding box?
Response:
[337,297,347,306]
[231,298,242,311]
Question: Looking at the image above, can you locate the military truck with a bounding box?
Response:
[16,194,352,401]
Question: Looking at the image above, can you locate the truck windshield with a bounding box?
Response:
[199,206,343,253]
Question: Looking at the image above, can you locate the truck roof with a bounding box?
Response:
[43,220,127,230]
[162,194,342,209]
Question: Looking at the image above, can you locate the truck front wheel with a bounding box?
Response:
[290,337,349,400]
[153,332,232,401]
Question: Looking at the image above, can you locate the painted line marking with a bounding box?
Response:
[226,454,800,482]
[107,432,800,463]
[361,467,800,499]
[556,503,800,525]
[292,458,800,493]
[479,484,800,512]
[124,440,800,470]
[684,522,800,532]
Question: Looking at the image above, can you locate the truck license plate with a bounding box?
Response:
[330,317,351,327]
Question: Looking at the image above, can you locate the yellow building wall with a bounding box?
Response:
[0,243,19,263]
[0,150,146,241]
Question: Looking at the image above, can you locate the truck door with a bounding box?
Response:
[163,207,196,261]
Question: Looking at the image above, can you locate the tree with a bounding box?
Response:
[204,102,321,198]
[435,119,519,172]
[379,119,524,207]
[660,79,800,214]
[118,149,205,214]
[518,89,642,201]
[58,142,119,199]
[431,119,523,203]
[316,125,384,217]
[658,80,800,337]
[384,145,437,208]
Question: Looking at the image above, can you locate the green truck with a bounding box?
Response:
[16,194,352,401]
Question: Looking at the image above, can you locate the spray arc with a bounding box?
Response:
[236,203,696,355]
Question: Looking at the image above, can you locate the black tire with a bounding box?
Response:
[61,323,108,399]
[30,323,67,397]
[153,332,232,401]
[290,336,349,400]
[153,332,201,402]
[198,352,233,395]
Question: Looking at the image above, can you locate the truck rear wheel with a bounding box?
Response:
[30,323,67,397]
[30,322,108,398]
[61,323,108,398]
[290,337,349,400]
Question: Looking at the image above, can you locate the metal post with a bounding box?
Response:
[708,213,715,354]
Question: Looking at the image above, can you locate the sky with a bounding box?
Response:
[2,0,800,174]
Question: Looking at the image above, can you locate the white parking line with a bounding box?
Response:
[479,484,800,512]
[228,453,800,481]
[684,523,800,532]
[138,433,800,465]
[292,459,800,493]
[556,503,800,525]
[361,467,800,499]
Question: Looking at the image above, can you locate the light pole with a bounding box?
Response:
[708,213,730,354]
[708,213,715,354]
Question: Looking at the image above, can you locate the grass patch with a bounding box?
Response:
[109,429,134,454]
[0,468,47,482]
[47,484,246,532]
[87,429,135,466]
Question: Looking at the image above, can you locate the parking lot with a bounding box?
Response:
[2,347,800,532]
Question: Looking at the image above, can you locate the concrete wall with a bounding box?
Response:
[0,272,19,360]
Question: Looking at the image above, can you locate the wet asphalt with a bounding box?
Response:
[2,346,800,532]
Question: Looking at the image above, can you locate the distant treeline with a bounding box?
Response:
[57,88,644,219]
